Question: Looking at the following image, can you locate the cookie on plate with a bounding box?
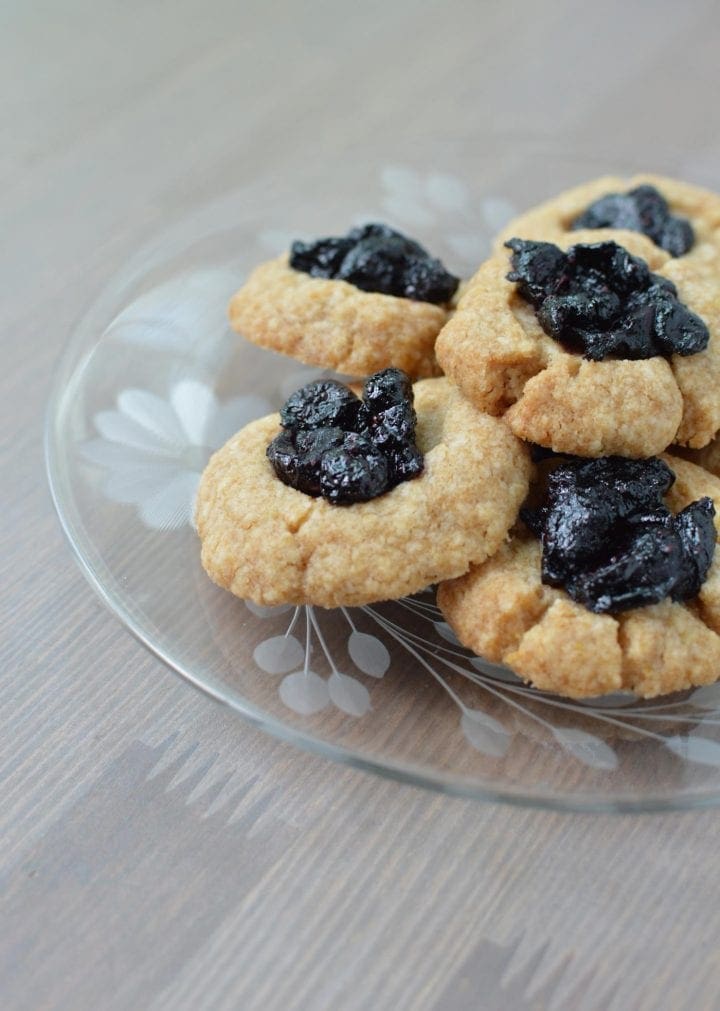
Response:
[435,230,720,456]
[495,174,720,260]
[438,454,720,699]
[196,374,531,608]
[229,223,460,379]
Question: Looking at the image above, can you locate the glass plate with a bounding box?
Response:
[46,141,720,812]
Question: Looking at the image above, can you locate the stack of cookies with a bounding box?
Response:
[196,176,720,699]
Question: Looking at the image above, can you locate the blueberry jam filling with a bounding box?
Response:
[522,457,716,614]
[571,184,694,257]
[289,222,459,304]
[506,238,709,361]
[267,368,424,504]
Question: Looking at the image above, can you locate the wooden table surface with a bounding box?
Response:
[5,3,720,1009]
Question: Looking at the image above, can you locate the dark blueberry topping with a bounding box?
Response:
[384,442,424,486]
[267,368,424,504]
[506,238,709,361]
[571,184,694,257]
[280,380,363,431]
[319,434,389,504]
[267,427,345,497]
[289,222,459,304]
[522,457,716,614]
[362,366,414,408]
[289,238,351,277]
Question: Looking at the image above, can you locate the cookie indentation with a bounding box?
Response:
[522,457,716,614]
[571,183,694,256]
[267,369,423,505]
[506,238,708,360]
[290,223,459,304]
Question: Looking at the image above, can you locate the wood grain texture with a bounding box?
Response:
[4,2,720,1009]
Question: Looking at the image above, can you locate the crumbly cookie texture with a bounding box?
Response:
[196,378,531,608]
[680,437,720,479]
[435,227,720,455]
[229,254,452,378]
[438,455,720,699]
[495,174,720,260]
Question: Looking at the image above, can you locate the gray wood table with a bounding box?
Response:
[4,3,720,1008]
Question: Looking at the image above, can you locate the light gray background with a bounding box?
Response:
[4,2,720,1008]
